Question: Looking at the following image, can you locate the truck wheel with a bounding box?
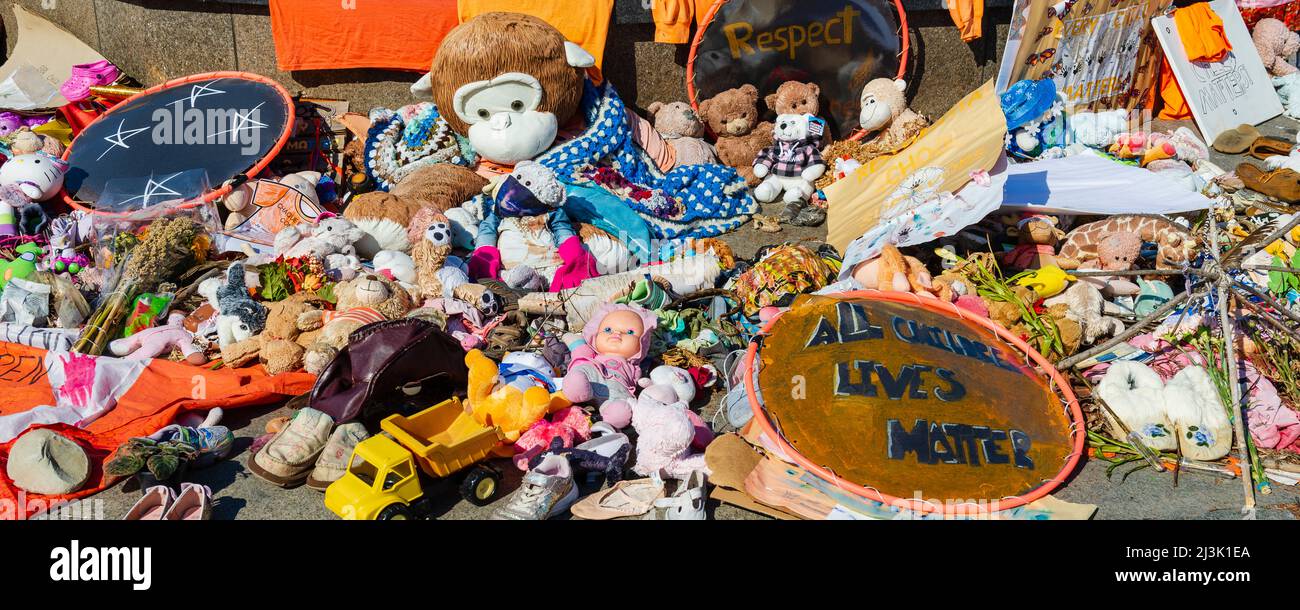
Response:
[460,465,501,506]
[377,503,415,520]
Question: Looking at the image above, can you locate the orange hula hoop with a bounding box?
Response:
[686,0,909,142]
[59,71,297,217]
[742,290,1086,517]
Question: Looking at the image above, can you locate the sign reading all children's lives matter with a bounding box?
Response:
[1152,0,1281,144]
[997,0,1172,109]
[757,295,1075,503]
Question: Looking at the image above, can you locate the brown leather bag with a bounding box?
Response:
[308,318,468,424]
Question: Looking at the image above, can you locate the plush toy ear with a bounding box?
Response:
[740,84,759,102]
[764,92,778,111]
[697,98,712,121]
[411,73,433,100]
[810,83,821,97]
[565,41,596,68]
[893,78,907,92]
[647,101,663,117]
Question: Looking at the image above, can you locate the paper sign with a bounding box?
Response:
[1152,0,1281,143]
[825,80,1006,252]
[0,5,108,109]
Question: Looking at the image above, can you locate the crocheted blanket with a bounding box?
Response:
[364,83,755,239]
[538,81,756,239]
[363,103,477,192]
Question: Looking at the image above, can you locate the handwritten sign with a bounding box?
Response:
[825,80,1005,252]
[1152,0,1281,143]
[757,295,1073,503]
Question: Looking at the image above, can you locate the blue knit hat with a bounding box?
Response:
[1001,79,1057,130]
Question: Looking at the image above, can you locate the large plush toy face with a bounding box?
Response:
[698,84,761,137]
[421,12,594,165]
[773,113,817,142]
[859,78,907,132]
[593,309,646,360]
[0,153,68,201]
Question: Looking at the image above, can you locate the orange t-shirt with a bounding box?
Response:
[651,0,721,44]
[457,0,615,67]
[269,0,459,72]
[1158,3,1233,120]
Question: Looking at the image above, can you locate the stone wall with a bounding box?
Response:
[2,0,1013,118]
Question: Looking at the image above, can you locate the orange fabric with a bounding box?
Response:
[652,0,719,44]
[1159,3,1232,121]
[0,343,314,519]
[948,0,984,43]
[269,0,459,72]
[458,0,615,67]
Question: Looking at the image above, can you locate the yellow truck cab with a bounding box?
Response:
[325,434,423,520]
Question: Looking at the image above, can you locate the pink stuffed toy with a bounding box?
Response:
[631,392,710,480]
[108,312,207,364]
[561,303,658,416]
[601,364,713,449]
[510,406,592,470]
[1253,17,1300,77]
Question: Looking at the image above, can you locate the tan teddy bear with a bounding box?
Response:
[220,293,327,375]
[409,211,464,302]
[297,274,414,374]
[765,81,829,145]
[646,101,718,168]
[697,84,774,186]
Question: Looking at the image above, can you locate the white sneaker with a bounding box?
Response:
[644,471,707,520]
[491,454,579,520]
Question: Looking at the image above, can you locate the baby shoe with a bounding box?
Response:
[123,485,175,520]
[162,482,212,520]
[643,470,708,520]
[248,407,334,488]
[61,60,120,103]
[306,422,369,491]
[491,454,578,520]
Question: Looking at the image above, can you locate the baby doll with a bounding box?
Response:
[561,303,659,424]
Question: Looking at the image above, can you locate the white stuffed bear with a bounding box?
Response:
[630,392,710,480]
[752,113,826,204]
[274,216,365,280]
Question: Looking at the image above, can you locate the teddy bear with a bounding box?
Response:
[1077,232,1142,297]
[464,348,571,442]
[221,294,327,375]
[7,127,63,158]
[1254,18,1300,77]
[752,113,828,210]
[296,273,414,374]
[342,191,428,259]
[1000,214,1064,270]
[1043,281,1125,347]
[108,312,208,365]
[858,78,928,151]
[631,392,710,480]
[765,81,829,144]
[645,101,718,168]
[410,210,468,301]
[600,365,714,451]
[984,285,1084,356]
[697,84,775,186]
[274,216,365,280]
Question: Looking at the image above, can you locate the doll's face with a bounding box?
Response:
[593,310,645,360]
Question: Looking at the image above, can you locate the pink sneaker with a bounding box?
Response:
[61,60,120,102]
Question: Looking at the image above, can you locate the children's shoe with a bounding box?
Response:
[149,424,233,467]
[306,422,368,491]
[162,483,212,520]
[777,199,806,224]
[490,454,578,520]
[571,475,665,520]
[792,204,827,227]
[122,485,175,520]
[643,471,708,520]
[248,407,334,488]
[60,60,120,103]
[615,278,670,310]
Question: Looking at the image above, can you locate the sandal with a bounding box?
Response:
[570,475,665,520]
[643,471,708,520]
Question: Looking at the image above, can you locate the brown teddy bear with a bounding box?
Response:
[390,163,488,213]
[765,81,829,145]
[343,191,426,258]
[221,294,328,375]
[697,85,774,186]
[410,211,460,302]
[984,286,1083,357]
[1000,214,1065,271]
[297,274,415,374]
[646,101,718,168]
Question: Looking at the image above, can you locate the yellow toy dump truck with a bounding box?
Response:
[325,397,505,520]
